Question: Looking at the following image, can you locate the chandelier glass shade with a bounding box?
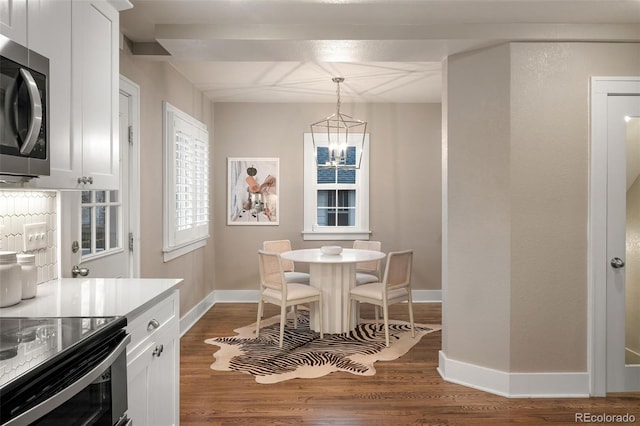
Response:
[310,77,367,170]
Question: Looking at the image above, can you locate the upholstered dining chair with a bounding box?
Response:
[347,249,415,347]
[263,240,310,284]
[256,250,323,348]
[353,240,382,285]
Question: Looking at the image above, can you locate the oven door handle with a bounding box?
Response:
[17,68,43,156]
[5,334,131,426]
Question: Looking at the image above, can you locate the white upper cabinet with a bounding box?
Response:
[27,0,73,189]
[72,0,120,190]
[1,0,75,189]
[0,0,27,45]
[2,0,122,190]
[37,0,121,190]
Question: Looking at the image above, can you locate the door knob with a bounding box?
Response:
[610,257,625,269]
[71,265,90,277]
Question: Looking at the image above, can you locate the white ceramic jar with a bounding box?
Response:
[0,251,22,307]
[17,253,37,299]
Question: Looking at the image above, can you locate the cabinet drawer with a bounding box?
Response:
[127,291,178,357]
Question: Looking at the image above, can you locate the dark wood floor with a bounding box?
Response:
[180,303,640,425]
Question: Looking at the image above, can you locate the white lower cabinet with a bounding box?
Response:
[126,291,180,426]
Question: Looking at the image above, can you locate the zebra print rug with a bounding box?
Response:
[205,310,440,384]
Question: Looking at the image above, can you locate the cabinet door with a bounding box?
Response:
[28,0,77,189]
[146,333,178,426]
[126,292,180,426]
[127,342,154,425]
[127,336,179,426]
[72,0,120,190]
[0,0,27,45]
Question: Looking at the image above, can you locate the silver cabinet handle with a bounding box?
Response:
[71,265,90,278]
[76,176,94,184]
[147,319,160,331]
[152,344,164,357]
[18,68,43,156]
[611,257,625,269]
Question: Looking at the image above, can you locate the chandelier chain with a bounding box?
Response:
[336,79,341,115]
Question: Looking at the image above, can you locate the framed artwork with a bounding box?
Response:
[227,157,279,225]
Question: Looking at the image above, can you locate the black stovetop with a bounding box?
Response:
[0,316,125,389]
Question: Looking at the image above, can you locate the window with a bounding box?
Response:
[163,102,210,261]
[303,133,370,240]
[81,190,121,258]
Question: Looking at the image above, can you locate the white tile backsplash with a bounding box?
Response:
[0,191,58,283]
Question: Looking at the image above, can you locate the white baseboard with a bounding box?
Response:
[412,290,442,302]
[437,351,590,398]
[180,289,442,335]
[180,290,216,336]
[210,289,442,304]
[213,290,260,303]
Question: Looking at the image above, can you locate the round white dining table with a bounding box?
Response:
[280,248,385,334]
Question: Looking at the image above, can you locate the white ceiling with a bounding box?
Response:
[119,0,640,103]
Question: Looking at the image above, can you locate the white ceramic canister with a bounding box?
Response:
[17,253,37,299]
[0,251,22,307]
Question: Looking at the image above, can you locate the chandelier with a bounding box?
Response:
[310,77,367,169]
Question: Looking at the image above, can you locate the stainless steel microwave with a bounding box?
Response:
[0,34,50,178]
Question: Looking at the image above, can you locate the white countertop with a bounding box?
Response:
[0,278,183,321]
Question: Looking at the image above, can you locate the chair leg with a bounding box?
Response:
[382,303,390,347]
[408,296,415,338]
[279,303,287,348]
[256,298,264,337]
[317,296,323,339]
[374,306,380,326]
[293,305,298,329]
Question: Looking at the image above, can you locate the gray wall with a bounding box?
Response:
[212,103,442,293]
[444,42,640,373]
[120,45,215,317]
[120,40,440,317]
[445,44,513,370]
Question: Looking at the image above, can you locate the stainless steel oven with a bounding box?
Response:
[0,317,130,426]
[0,33,49,179]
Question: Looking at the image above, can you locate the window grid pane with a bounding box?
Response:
[337,190,355,207]
[81,190,121,258]
[109,206,118,249]
[316,190,356,227]
[317,207,356,226]
[81,206,92,256]
[95,206,106,253]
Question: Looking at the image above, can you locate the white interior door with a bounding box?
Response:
[606,94,640,392]
[61,91,133,278]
